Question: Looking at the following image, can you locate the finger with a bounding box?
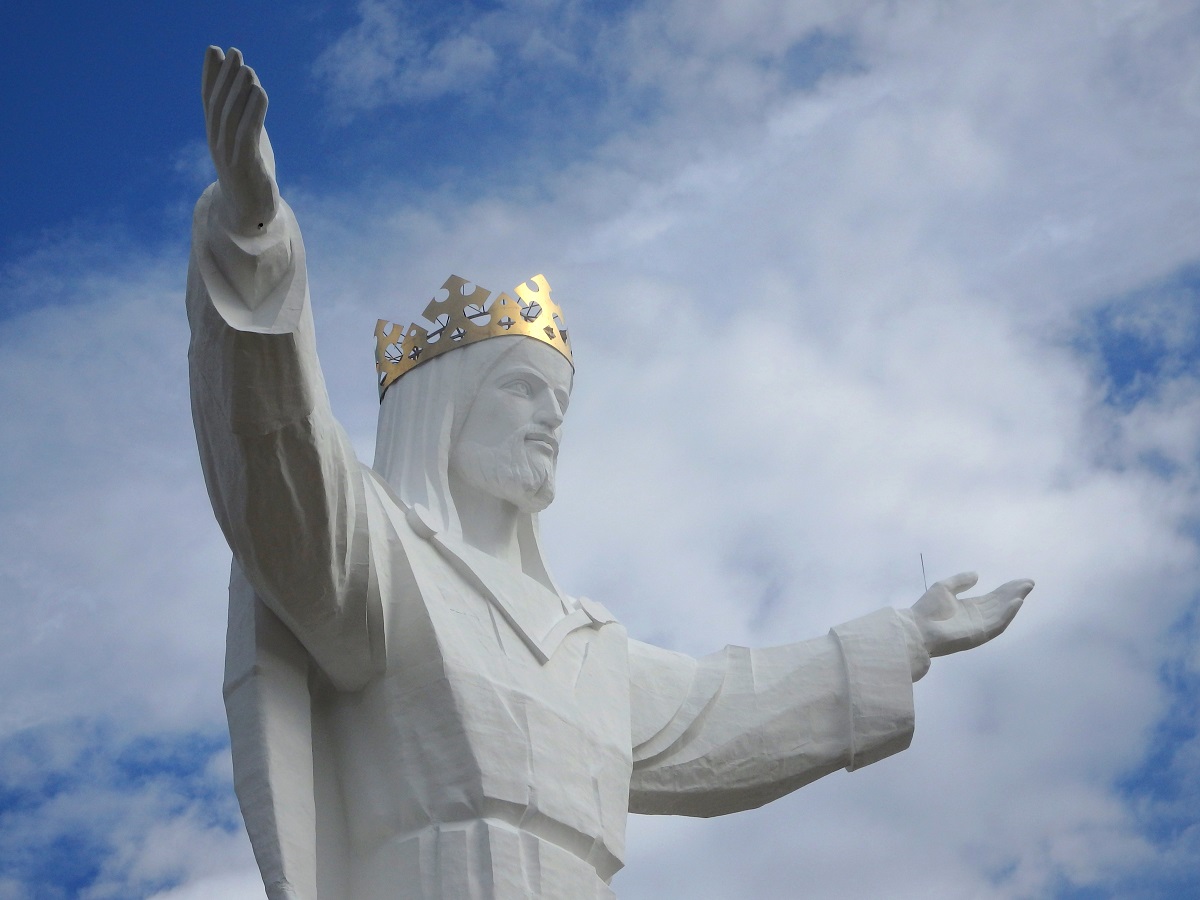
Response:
[207,47,244,141]
[202,46,225,106]
[940,572,979,596]
[207,52,236,140]
[989,578,1035,602]
[220,67,254,165]
[988,594,1023,639]
[258,125,277,180]
[219,66,255,166]
[969,585,1025,638]
[233,82,268,168]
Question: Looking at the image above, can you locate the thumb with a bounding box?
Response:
[941,571,979,595]
[913,580,955,620]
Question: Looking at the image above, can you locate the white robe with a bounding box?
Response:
[186,184,930,900]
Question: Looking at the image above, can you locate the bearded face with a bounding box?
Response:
[452,428,558,513]
[449,339,573,514]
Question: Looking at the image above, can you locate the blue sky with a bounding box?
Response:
[4,2,1200,898]
[2,4,375,256]
[2,0,644,292]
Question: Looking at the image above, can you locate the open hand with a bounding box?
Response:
[911,572,1033,657]
[202,46,279,234]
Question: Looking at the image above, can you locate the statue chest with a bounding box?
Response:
[329,530,633,864]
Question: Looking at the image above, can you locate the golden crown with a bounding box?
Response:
[375,274,573,400]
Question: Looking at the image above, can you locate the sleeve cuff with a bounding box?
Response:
[831,608,917,771]
[193,184,304,333]
[895,607,932,682]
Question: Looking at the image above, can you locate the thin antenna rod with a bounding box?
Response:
[920,553,929,592]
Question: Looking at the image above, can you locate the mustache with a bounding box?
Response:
[523,429,560,453]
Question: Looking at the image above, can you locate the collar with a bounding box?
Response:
[406,503,616,665]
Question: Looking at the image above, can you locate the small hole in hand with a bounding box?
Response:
[257,223,264,229]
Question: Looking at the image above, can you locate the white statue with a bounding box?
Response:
[187,46,1034,900]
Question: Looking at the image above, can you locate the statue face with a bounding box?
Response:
[450,339,573,513]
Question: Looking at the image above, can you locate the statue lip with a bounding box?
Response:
[525,432,559,453]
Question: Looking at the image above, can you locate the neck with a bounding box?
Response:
[447,470,523,568]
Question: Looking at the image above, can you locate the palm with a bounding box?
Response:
[911,572,1033,657]
[202,46,279,233]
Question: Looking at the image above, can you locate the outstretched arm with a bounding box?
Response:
[188,47,382,690]
[628,606,920,817]
[628,574,1032,817]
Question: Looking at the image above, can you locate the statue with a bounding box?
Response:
[186,46,1034,900]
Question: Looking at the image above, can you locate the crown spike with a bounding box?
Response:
[376,273,573,401]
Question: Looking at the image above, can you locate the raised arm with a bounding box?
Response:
[187,47,381,690]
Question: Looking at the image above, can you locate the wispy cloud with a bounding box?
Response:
[313,0,604,112]
[0,722,251,900]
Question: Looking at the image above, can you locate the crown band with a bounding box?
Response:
[376,274,573,401]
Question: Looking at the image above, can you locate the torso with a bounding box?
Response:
[319,508,632,899]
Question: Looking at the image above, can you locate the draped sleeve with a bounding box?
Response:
[627,608,927,816]
[186,184,383,690]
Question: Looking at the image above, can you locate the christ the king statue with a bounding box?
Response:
[187,46,1034,900]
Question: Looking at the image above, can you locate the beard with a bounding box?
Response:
[451,431,557,513]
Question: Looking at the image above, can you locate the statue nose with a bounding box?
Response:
[537,393,565,430]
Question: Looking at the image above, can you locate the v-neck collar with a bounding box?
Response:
[402,501,616,665]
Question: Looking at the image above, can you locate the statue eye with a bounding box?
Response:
[504,379,533,398]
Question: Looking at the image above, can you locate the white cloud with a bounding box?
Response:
[313,0,597,112]
[171,140,216,193]
[146,871,264,900]
[0,243,231,736]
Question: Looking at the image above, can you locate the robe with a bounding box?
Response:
[186,183,930,900]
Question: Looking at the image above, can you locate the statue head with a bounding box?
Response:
[449,337,571,514]
[372,277,574,581]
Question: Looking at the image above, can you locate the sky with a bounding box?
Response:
[3,1,1200,898]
